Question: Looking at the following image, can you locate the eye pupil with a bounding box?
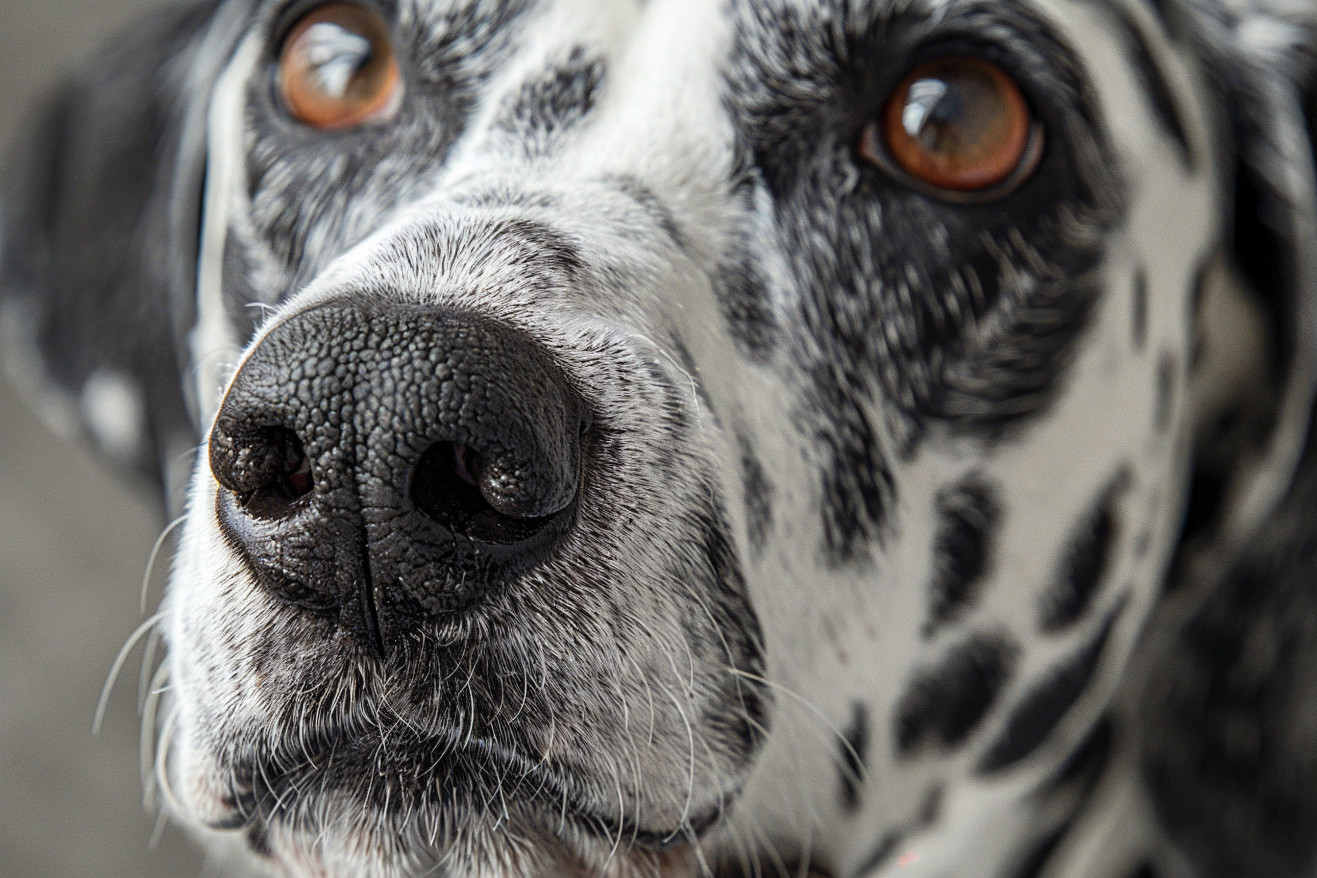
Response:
[279,2,400,129]
[866,56,1039,196]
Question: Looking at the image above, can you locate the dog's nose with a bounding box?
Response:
[207,302,586,649]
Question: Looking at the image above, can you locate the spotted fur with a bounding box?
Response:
[4,1,1317,876]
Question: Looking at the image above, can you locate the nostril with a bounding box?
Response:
[210,423,314,520]
[411,441,558,544]
[450,443,483,492]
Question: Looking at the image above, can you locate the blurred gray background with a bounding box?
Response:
[0,0,208,875]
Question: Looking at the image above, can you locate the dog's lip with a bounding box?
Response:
[217,721,729,853]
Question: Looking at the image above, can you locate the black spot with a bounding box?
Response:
[1036,716,1113,799]
[925,478,1001,636]
[1188,253,1212,326]
[692,503,770,758]
[819,398,897,565]
[738,434,774,553]
[1229,146,1292,381]
[494,216,588,279]
[979,606,1122,774]
[838,703,869,811]
[494,47,604,149]
[1131,266,1148,351]
[1154,353,1177,433]
[1040,471,1127,632]
[850,786,942,874]
[923,273,1105,442]
[1093,1,1194,167]
[1141,0,1186,41]
[895,633,1019,754]
[1175,462,1229,555]
[853,833,900,876]
[1126,861,1158,878]
[245,822,273,857]
[1007,821,1070,878]
[715,166,779,360]
[607,175,684,246]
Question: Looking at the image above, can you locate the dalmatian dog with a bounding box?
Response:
[5,0,1317,875]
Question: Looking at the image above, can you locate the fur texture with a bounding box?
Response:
[4,1,1317,876]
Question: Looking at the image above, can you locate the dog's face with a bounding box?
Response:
[5,0,1317,876]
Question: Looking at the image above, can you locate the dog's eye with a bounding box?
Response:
[278,2,400,129]
[861,57,1039,196]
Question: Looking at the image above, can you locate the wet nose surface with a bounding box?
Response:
[208,302,587,652]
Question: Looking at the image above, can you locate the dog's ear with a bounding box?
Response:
[0,1,226,508]
[1141,7,1317,875]
[1174,4,1317,567]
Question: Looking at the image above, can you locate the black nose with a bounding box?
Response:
[208,302,587,652]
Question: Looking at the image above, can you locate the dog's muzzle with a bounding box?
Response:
[208,301,587,653]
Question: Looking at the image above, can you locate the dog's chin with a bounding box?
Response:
[174,719,730,878]
[237,805,705,878]
[214,803,706,878]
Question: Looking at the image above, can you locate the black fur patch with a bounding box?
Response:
[978,606,1122,774]
[838,702,870,812]
[851,786,942,874]
[738,433,774,553]
[495,47,605,151]
[1143,420,1317,876]
[925,478,1002,636]
[245,822,273,858]
[1154,352,1177,433]
[895,633,1020,754]
[1007,821,1070,878]
[1131,265,1148,351]
[1040,470,1127,632]
[1126,861,1158,878]
[1036,715,1114,799]
[714,166,780,360]
[819,401,897,564]
[606,174,684,246]
[922,271,1104,441]
[1093,0,1194,167]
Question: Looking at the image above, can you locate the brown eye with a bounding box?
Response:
[278,2,400,129]
[862,57,1039,195]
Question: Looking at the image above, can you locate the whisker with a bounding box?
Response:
[95,610,168,735]
[141,661,172,802]
[153,704,186,817]
[137,628,163,712]
[140,515,186,615]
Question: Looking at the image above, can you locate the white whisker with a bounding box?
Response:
[140,515,187,614]
[95,610,168,735]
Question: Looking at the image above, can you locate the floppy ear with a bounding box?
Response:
[1168,4,1317,570]
[1139,6,1317,875]
[0,1,224,507]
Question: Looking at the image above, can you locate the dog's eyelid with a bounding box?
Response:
[267,0,399,51]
